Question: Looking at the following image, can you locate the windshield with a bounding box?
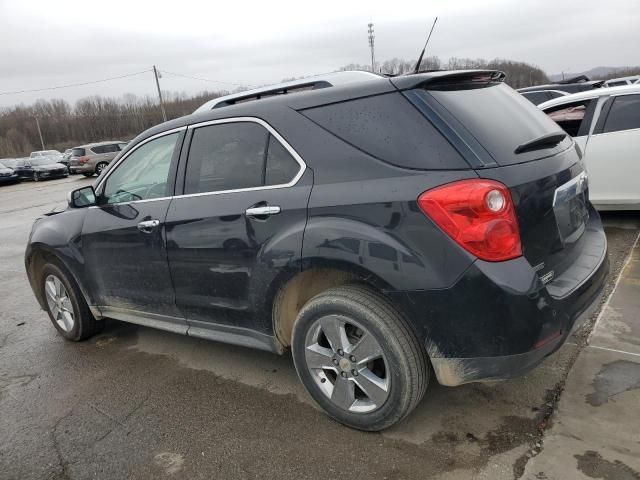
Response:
[30,158,58,166]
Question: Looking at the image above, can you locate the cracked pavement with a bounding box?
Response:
[0,177,638,479]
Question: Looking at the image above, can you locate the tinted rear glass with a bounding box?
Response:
[427,84,566,165]
[72,148,85,156]
[300,92,468,170]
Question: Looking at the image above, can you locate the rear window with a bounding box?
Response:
[424,84,567,165]
[300,92,468,170]
[72,148,85,156]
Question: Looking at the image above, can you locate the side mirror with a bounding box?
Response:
[68,186,96,208]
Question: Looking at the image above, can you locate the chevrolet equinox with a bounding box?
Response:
[25,70,608,431]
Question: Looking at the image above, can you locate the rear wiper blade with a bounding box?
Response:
[514,132,567,154]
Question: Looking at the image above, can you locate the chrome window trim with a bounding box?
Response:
[95,126,187,193]
[91,117,307,208]
[173,116,307,200]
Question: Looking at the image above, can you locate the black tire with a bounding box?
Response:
[39,262,103,341]
[82,172,94,177]
[33,173,39,182]
[291,284,429,431]
[95,162,108,176]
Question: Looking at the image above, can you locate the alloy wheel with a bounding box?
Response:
[304,315,390,413]
[44,274,75,332]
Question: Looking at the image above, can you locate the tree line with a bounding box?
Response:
[0,56,552,158]
[0,91,227,158]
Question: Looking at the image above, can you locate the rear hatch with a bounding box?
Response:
[398,73,598,293]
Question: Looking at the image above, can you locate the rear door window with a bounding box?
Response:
[103,144,120,153]
[300,92,467,170]
[184,122,302,195]
[602,94,640,133]
[91,145,105,154]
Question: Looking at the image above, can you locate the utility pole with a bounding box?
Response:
[367,23,376,73]
[34,117,45,150]
[153,65,167,122]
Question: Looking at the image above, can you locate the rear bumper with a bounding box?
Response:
[429,264,606,386]
[70,165,92,173]
[387,209,609,386]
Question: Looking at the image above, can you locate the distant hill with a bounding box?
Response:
[549,66,640,82]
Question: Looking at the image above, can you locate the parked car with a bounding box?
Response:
[539,84,640,210]
[518,75,605,95]
[13,157,69,181]
[603,75,640,88]
[0,161,20,184]
[520,89,569,105]
[30,149,69,172]
[26,70,608,431]
[68,141,127,176]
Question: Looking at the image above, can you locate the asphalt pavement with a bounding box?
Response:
[0,176,638,480]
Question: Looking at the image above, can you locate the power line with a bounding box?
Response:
[160,70,253,88]
[0,70,153,96]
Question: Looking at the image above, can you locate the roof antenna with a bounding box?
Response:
[413,17,438,74]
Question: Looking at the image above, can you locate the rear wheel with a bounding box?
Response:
[82,172,94,177]
[40,262,103,341]
[33,172,39,182]
[95,162,108,176]
[291,285,428,431]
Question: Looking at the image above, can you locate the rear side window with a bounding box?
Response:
[602,95,640,133]
[184,122,301,195]
[265,135,300,186]
[91,145,105,154]
[71,148,85,156]
[102,144,119,153]
[300,92,467,170]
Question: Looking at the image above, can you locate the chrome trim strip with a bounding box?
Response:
[97,306,280,353]
[99,306,188,335]
[95,126,187,192]
[91,117,307,207]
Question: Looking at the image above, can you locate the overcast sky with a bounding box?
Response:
[0,0,638,108]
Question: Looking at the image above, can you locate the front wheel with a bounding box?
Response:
[40,262,103,341]
[33,173,39,182]
[291,285,429,431]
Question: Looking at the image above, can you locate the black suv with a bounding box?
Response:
[25,70,608,431]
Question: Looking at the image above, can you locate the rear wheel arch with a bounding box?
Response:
[270,262,412,352]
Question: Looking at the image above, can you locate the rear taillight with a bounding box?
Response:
[78,156,89,164]
[417,179,522,262]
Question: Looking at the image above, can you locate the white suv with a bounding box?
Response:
[539,85,640,210]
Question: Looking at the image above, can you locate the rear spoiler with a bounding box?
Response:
[390,70,505,91]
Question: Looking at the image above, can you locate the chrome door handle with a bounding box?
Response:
[245,205,281,217]
[137,219,160,233]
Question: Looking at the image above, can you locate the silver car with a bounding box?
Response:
[69,141,127,176]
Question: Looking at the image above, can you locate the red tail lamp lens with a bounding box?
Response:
[418,179,522,262]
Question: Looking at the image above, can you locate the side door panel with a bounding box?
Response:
[165,119,311,336]
[166,173,312,332]
[81,129,186,322]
